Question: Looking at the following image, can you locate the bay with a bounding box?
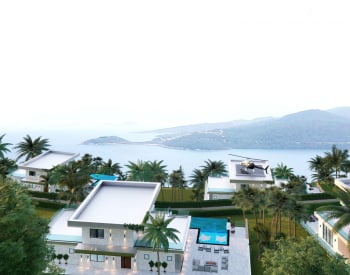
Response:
[5,129,328,182]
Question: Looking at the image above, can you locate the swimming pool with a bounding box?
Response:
[190,217,229,246]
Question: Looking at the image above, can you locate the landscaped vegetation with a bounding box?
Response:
[1,133,350,274]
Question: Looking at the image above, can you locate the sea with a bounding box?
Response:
[4,129,331,182]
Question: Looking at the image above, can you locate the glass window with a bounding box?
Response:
[90,254,105,262]
[90,228,104,239]
[29,171,36,176]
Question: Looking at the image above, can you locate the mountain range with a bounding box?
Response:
[82,107,350,150]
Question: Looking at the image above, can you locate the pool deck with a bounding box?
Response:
[180,228,251,275]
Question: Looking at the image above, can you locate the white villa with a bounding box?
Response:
[334,177,350,192]
[205,159,273,200]
[314,211,350,262]
[49,180,191,273]
[11,150,79,192]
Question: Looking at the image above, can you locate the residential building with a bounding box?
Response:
[205,159,273,200]
[12,150,79,192]
[314,211,350,262]
[334,177,350,192]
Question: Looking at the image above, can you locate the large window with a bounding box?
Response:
[90,228,104,239]
[322,224,333,247]
[90,254,105,262]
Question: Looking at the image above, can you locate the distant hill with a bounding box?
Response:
[82,107,350,150]
[327,106,350,119]
[82,136,130,145]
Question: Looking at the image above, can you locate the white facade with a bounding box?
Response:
[205,159,274,200]
[62,180,189,273]
[314,211,350,262]
[14,150,79,192]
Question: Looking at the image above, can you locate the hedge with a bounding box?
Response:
[300,193,336,201]
[29,190,59,200]
[155,199,232,209]
[32,199,66,210]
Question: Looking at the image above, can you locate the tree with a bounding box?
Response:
[98,158,123,177]
[0,157,17,178]
[142,213,180,275]
[324,145,349,179]
[169,167,186,201]
[190,168,206,201]
[0,177,53,274]
[14,134,50,161]
[0,134,11,159]
[262,237,350,275]
[126,160,147,181]
[273,162,294,179]
[147,160,168,199]
[308,155,330,187]
[201,159,228,178]
[268,187,289,237]
[50,160,90,205]
[232,188,253,221]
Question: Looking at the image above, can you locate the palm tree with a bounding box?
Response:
[168,167,186,201]
[0,157,17,178]
[273,162,294,179]
[308,155,328,188]
[201,159,228,179]
[39,171,52,193]
[232,188,253,221]
[268,187,289,237]
[14,135,50,161]
[324,145,349,179]
[125,160,147,181]
[317,188,350,234]
[190,168,206,201]
[142,213,180,275]
[98,159,123,176]
[0,134,12,159]
[50,160,90,205]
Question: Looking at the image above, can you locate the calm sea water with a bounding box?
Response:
[5,129,329,182]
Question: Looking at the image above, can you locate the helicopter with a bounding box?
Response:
[228,154,270,173]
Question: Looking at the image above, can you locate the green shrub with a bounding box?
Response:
[33,199,65,210]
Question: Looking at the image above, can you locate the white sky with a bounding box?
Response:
[1,0,349,132]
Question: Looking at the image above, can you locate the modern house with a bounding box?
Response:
[205,159,273,200]
[314,211,350,262]
[12,150,79,192]
[49,180,191,273]
[334,177,350,191]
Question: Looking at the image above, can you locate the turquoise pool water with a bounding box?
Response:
[190,217,229,246]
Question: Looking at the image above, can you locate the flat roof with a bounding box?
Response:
[19,150,79,170]
[229,159,273,182]
[47,209,82,243]
[68,181,161,228]
[335,178,350,190]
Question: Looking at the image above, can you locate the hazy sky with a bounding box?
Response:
[1,0,349,132]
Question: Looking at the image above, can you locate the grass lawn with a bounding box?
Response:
[36,207,58,220]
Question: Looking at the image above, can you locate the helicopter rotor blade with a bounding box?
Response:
[228,153,265,161]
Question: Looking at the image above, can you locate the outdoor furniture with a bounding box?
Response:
[205,261,218,273]
[221,256,228,270]
[224,246,229,253]
[192,259,200,271]
[198,245,204,251]
[206,245,212,252]
[214,246,220,253]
